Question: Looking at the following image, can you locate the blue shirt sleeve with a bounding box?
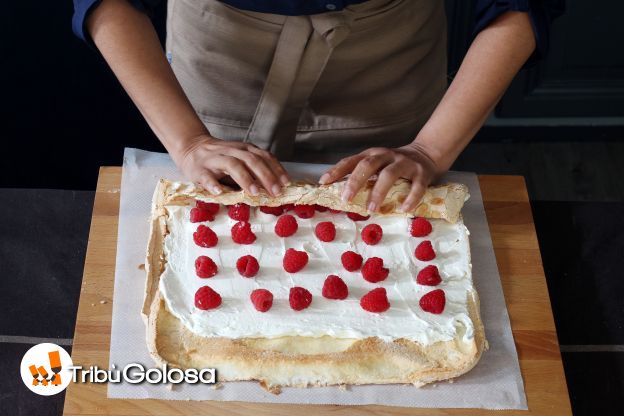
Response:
[473,0,565,67]
[72,0,157,45]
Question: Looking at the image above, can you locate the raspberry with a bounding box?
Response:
[322,275,348,300]
[275,214,298,237]
[315,221,336,242]
[196,200,220,215]
[228,203,250,221]
[231,221,256,244]
[283,248,309,273]
[195,256,218,278]
[329,208,342,214]
[190,207,215,223]
[194,286,222,310]
[281,203,294,212]
[361,224,383,245]
[259,206,284,216]
[416,265,442,286]
[410,217,432,237]
[293,204,315,219]
[415,240,436,261]
[236,255,259,278]
[289,286,312,311]
[250,289,273,312]
[347,212,370,221]
[419,289,446,314]
[314,204,328,212]
[361,257,389,283]
[341,251,363,271]
[360,287,390,313]
[193,225,218,248]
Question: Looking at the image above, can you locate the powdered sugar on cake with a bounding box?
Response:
[159,205,475,345]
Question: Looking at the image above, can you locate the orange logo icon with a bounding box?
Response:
[20,343,72,395]
[28,350,63,387]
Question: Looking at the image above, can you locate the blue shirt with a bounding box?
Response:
[72,0,564,65]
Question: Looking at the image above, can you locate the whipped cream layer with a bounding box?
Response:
[160,205,475,345]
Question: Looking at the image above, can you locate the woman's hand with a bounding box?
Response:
[173,134,291,197]
[318,144,441,213]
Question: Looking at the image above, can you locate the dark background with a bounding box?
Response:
[1,1,623,190]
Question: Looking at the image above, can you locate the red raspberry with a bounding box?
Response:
[281,203,294,212]
[283,248,309,273]
[236,255,259,278]
[196,200,220,215]
[194,286,222,310]
[410,217,432,237]
[419,289,446,314]
[329,208,342,214]
[361,257,389,283]
[360,287,390,313]
[341,251,363,271]
[259,206,284,216]
[231,221,256,244]
[289,286,312,311]
[228,203,250,221]
[415,240,436,261]
[314,204,328,212]
[250,289,273,312]
[275,214,298,237]
[195,256,218,278]
[361,224,383,245]
[417,265,442,286]
[190,207,215,223]
[293,204,315,219]
[315,221,336,242]
[193,225,218,248]
[322,275,348,300]
[347,212,370,221]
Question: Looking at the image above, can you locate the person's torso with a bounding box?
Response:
[167,0,448,155]
[217,0,370,16]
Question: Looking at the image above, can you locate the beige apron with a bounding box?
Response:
[166,0,447,159]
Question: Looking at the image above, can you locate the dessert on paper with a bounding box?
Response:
[142,178,485,394]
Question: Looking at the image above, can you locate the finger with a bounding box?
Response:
[367,162,405,213]
[343,153,393,203]
[197,170,223,195]
[211,155,258,196]
[319,154,365,185]
[223,148,282,197]
[246,146,291,187]
[401,177,427,213]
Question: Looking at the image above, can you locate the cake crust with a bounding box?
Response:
[143,178,485,393]
[156,178,469,223]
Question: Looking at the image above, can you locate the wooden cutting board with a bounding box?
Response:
[63,167,572,415]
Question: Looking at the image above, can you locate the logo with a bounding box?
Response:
[20,343,73,396]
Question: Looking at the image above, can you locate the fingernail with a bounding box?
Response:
[400,203,410,213]
[368,202,377,213]
[249,184,259,196]
[211,185,222,195]
[341,189,353,203]
[272,184,282,196]
[280,175,290,186]
[319,173,330,185]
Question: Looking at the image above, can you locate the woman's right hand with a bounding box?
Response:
[172,134,291,197]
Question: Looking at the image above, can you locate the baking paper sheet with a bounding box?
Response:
[107,147,528,409]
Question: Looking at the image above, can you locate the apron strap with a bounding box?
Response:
[244,12,354,159]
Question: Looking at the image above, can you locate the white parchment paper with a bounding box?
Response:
[107,148,527,409]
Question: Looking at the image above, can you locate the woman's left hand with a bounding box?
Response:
[318,144,441,213]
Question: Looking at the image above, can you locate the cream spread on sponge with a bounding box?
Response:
[159,205,475,344]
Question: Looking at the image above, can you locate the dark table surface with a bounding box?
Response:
[0,188,622,415]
